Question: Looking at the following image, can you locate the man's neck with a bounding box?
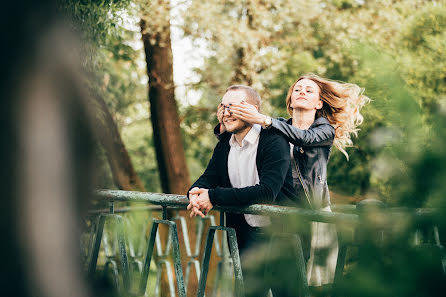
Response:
[233,125,253,146]
[292,109,316,130]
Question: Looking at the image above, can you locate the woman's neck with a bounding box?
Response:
[292,109,316,130]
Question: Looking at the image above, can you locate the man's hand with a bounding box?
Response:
[187,187,208,218]
[188,188,213,218]
[187,187,199,208]
[187,197,205,218]
[187,187,203,218]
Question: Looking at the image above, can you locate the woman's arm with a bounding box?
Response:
[229,103,334,146]
[228,101,270,127]
[270,118,335,147]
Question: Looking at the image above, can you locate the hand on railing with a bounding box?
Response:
[187,187,214,218]
[187,187,201,217]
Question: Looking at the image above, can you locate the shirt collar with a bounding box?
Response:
[229,124,261,148]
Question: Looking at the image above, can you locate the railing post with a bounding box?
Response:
[162,206,168,220]
[197,225,244,297]
[109,200,114,214]
[139,217,186,297]
[86,214,130,294]
[87,215,105,279]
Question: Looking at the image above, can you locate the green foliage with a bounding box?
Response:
[60,0,162,191]
[181,105,220,182]
[58,0,131,67]
[399,5,446,111]
[97,4,162,192]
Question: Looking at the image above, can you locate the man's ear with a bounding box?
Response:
[254,104,260,111]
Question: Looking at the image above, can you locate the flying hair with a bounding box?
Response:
[285,73,371,159]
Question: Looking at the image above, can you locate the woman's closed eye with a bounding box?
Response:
[295,88,313,93]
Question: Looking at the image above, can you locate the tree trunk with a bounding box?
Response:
[93,92,146,191]
[140,0,190,195]
[140,2,205,296]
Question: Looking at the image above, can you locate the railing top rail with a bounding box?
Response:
[94,190,442,225]
[95,190,359,225]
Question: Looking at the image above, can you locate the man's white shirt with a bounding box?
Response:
[228,124,271,227]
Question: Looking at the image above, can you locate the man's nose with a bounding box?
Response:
[223,107,230,116]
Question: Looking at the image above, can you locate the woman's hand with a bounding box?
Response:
[216,103,226,133]
[217,103,224,124]
[229,101,267,125]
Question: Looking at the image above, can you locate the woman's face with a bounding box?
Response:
[289,78,323,111]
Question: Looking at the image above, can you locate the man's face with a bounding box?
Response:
[221,90,251,134]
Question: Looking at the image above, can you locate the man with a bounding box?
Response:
[187,85,300,296]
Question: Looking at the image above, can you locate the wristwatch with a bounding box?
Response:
[263,116,272,129]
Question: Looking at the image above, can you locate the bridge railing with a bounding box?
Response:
[84,190,443,297]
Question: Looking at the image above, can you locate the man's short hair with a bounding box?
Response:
[225,85,261,109]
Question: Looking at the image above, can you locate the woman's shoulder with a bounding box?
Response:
[311,116,334,129]
[276,116,330,126]
[275,116,333,130]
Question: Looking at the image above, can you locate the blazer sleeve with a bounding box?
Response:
[208,132,290,206]
[270,118,335,147]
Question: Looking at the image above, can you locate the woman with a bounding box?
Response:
[217,73,370,286]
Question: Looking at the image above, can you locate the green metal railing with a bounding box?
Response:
[85,190,444,297]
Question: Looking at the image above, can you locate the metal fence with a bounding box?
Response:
[84,190,444,297]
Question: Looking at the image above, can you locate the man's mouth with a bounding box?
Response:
[224,118,237,123]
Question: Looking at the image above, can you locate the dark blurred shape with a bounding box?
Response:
[0,1,98,297]
[333,200,446,297]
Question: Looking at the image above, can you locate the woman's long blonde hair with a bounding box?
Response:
[285,73,370,159]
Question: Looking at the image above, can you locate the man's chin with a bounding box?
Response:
[224,122,250,134]
[224,127,235,133]
[223,122,236,132]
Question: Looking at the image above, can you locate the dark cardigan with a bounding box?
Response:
[189,128,299,208]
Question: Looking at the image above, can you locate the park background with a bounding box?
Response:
[1,1,445,297]
[66,1,446,294]
[64,0,446,208]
